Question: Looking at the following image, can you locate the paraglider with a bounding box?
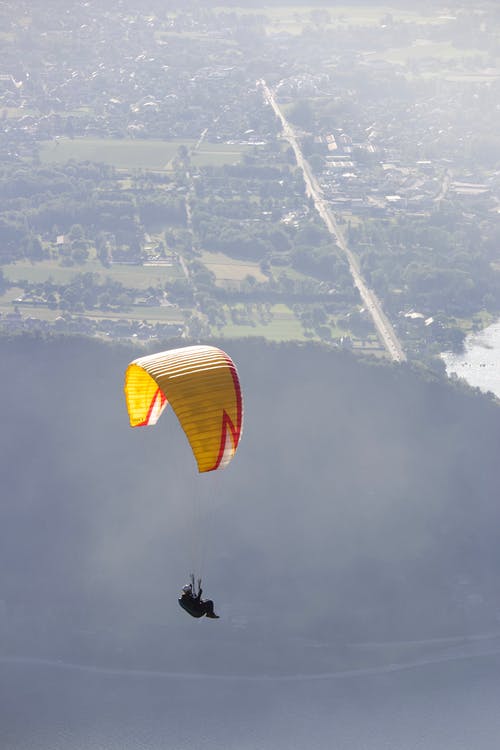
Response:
[123,344,243,619]
[178,575,219,619]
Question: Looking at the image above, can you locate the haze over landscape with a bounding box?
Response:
[1,1,500,748]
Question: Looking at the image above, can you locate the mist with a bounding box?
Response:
[1,335,500,748]
[1,335,500,658]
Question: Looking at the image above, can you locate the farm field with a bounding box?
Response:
[191,142,250,167]
[2,260,184,289]
[200,251,268,286]
[0,297,184,325]
[369,39,485,67]
[81,306,184,323]
[214,4,446,35]
[0,286,61,321]
[0,304,61,322]
[219,303,307,342]
[39,138,249,170]
[39,138,188,171]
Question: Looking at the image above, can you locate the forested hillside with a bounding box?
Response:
[0,334,499,675]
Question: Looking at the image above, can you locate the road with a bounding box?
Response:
[259,80,406,363]
[435,168,451,203]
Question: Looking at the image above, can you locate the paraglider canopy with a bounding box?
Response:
[124,345,243,473]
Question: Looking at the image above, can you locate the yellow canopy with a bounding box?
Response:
[124,345,243,473]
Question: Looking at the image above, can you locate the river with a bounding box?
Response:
[2,655,500,749]
[441,319,500,399]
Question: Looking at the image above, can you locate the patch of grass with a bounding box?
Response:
[0,299,185,325]
[155,30,227,41]
[219,319,307,341]
[2,259,184,289]
[84,306,185,323]
[272,266,317,283]
[342,213,364,229]
[191,142,249,167]
[38,137,249,171]
[444,73,500,83]
[0,286,25,305]
[200,251,268,284]
[370,40,485,66]
[213,5,446,35]
[218,303,307,341]
[39,137,195,171]
[0,287,62,321]
[1,107,34,118]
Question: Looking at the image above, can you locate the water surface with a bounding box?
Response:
[2,655,500,749]
[441,319,500,398]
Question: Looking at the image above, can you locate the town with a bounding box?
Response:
[0,1,499,366]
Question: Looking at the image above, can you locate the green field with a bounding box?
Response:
[2,107,34,118]
[200,251,268,285]
[444,72,500,83]
[39,138,191,171]
[83,306,184,323]
[371,40,486,66]
[156,29,238,46]
[0,286,61,321]
[213,5,447,34]
[0,289,185,325]
[2,259,184,289]
[191,143,250,167]
[219,303,307,341]
[39,137,249,170]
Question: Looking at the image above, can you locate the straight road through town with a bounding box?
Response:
[260,80,406,363]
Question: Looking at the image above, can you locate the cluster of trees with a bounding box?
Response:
[0,162,186,265]
[16,272,137,313]
[349,207,500,317]
[190,159,354,290]
[0,140,363,346]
